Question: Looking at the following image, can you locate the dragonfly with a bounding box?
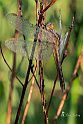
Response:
[5,13,69,92]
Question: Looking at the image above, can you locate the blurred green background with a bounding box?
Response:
[0,0,83,124]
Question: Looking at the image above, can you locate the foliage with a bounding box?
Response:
[0,0,83,124]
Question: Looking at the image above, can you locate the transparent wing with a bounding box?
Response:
[5,38,53,60]
[6,13,56,43]
[59,32,68,59]
[38,27,57,44]
[6,13,36,39]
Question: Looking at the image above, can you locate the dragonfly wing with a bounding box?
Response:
[38,27,55,43]
[34,42,53,60]
[5,38,28,56]
[5,38,52,60]
[6,13,35,38]
[59,32,68,59]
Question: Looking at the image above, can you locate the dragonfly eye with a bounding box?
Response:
[46,23,54,31]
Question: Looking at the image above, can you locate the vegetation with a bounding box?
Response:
[0,0,83,124]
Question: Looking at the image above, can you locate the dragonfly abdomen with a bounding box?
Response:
[53,41,65,92]
[57,61,65,92]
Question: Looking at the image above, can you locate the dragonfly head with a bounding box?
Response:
[46,23,54,31]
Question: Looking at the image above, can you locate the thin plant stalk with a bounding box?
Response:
[21,61,38,124]
[52,49,83,124]
[6,0,22,124]
[0,47,23,86]
[38,1,48,124]
[46,15,74,116]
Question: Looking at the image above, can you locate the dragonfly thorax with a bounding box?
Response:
[46,23,54,31]
[46,23,60,40]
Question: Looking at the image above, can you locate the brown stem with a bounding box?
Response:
[14,59,32,124]
[52,89,69,124]
[46,48,68,116]
[6,53,16,124]
[42,78,48,124]
[0,47,23,86]
[41,0,57,14]
[14,0,41,122]
[72,49,83,80]
[52,16,75,124]
[21,61,38,124]
[39,60,48,124]
[46,57,66,118]
[30,62,40,90]
[38,1,48,124]
[6,0,22,124]
[52,49,83,124]
[14,21,39,124]
[1,46,40,88]
[6,2,22,122]
[46,15,74,116]
[46,74,58,115]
